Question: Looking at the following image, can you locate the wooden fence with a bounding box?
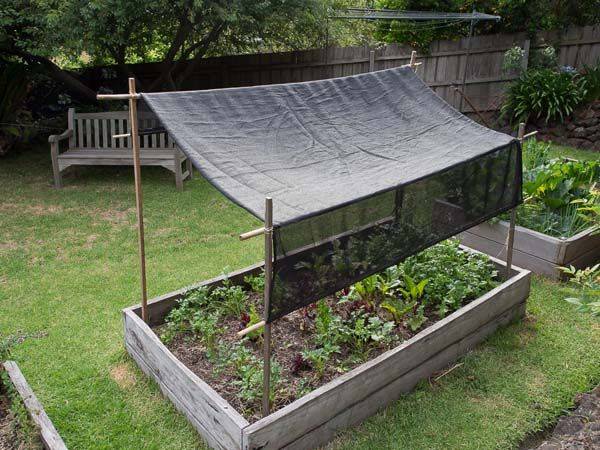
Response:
[82,25,600,112]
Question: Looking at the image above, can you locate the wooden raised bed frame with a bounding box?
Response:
[2,361,67,450]
[123,251,531,450]
[460,221,600,280]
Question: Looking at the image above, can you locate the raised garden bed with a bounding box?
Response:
[461,139,599,279]
[123,247,531,450]
[460,222,599,279]
[1,361,67,450]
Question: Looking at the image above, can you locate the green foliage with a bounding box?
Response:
[0,62,33,156]
[530,45,558,70]
[400,239,497,318]
[511,139,600,237]
[502,46,525,75]
[581,62,600,102]
[501,69,587,125]
[212,280,249,319]
[0,334,17,361]
[301,343,340,378]
[244,272,265,293]
[560,264,600,316]
[190,311,221,354]
[373,1,600,50]
[523,158,599,210]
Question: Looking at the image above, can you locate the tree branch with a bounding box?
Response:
[2,48,97,102]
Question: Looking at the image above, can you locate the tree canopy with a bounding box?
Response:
[374,0,600,50]
[0,0,332,100]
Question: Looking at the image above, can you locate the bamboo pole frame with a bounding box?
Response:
[262,197,274,417]
[505,122,526,278]
[97,79,149,323]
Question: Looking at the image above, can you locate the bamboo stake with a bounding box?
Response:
[262,197,273,417]
[506,122,525,279]
[128,78,149,323]
[237,320,266,337]
[410,51,417,71]
[96,80,149,323]
[97,93,141,100]
[239,227,265,241]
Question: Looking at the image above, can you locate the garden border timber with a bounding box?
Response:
[459,222,600,279]
[122,249,531,450]
[2,361,68,450]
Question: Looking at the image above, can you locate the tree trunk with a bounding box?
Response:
[4,49,98,102]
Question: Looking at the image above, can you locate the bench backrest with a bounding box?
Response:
[69,108,177,150]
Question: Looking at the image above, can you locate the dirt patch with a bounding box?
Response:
[109,364,137,389]
[0,243,18,252]
[0,203,63,217]
[96,208,134,226]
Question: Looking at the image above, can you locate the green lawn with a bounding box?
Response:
[1,143,599,449]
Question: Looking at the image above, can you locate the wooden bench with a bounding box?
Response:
[49,108,192,189]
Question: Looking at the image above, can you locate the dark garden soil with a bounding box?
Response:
[155,290,477,422]
[0,383,22,450]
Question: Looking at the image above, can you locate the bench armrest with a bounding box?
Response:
[48,129,73,143]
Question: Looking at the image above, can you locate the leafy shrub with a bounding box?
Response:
[560,264,600,316]
[504,139,599,237]
[581,63,600,102]
[0,62,34,156]
[530,45,558,70]
[501,69,587,124]
[502,46,526,74]
[399,239,498,318]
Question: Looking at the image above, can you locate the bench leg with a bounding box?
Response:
[186,158,193,180]
[174,157,183,190]
[50,142,62,188]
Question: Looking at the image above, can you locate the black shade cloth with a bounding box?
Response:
[139,66,522,322]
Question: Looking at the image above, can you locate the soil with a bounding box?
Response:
[0,382,21,450]
[155,290,479,422]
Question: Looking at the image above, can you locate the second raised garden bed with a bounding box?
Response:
[123,248,531,450]
[460,222,599,279]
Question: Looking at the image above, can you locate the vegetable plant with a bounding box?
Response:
[559,264,600,316]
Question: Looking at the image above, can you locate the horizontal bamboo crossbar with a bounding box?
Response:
[113,133,131,139]
[97,93,141,100]
[523,130,539,140]
[237,320,266,337]
[239,227,265,240]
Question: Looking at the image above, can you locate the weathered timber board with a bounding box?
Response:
[276,302,526,450]
[2,361,68,450]
[561,227,600,265]
[242,259,530,449]
[123,312,248,450]
[460,221,599,279]
[124,250,530,450]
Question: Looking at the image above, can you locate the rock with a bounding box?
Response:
[586,124,600,134]
[577,394,600,420]
[567,138,590,148]
[566,122,577,131]
[554,417,585,436]
[574,117,599,128]
[588,133,600,143]
[570,127,588,139]
[537,442,561,450]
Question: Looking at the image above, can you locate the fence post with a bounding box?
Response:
[369,50,375,72]
[522,39,531,72]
